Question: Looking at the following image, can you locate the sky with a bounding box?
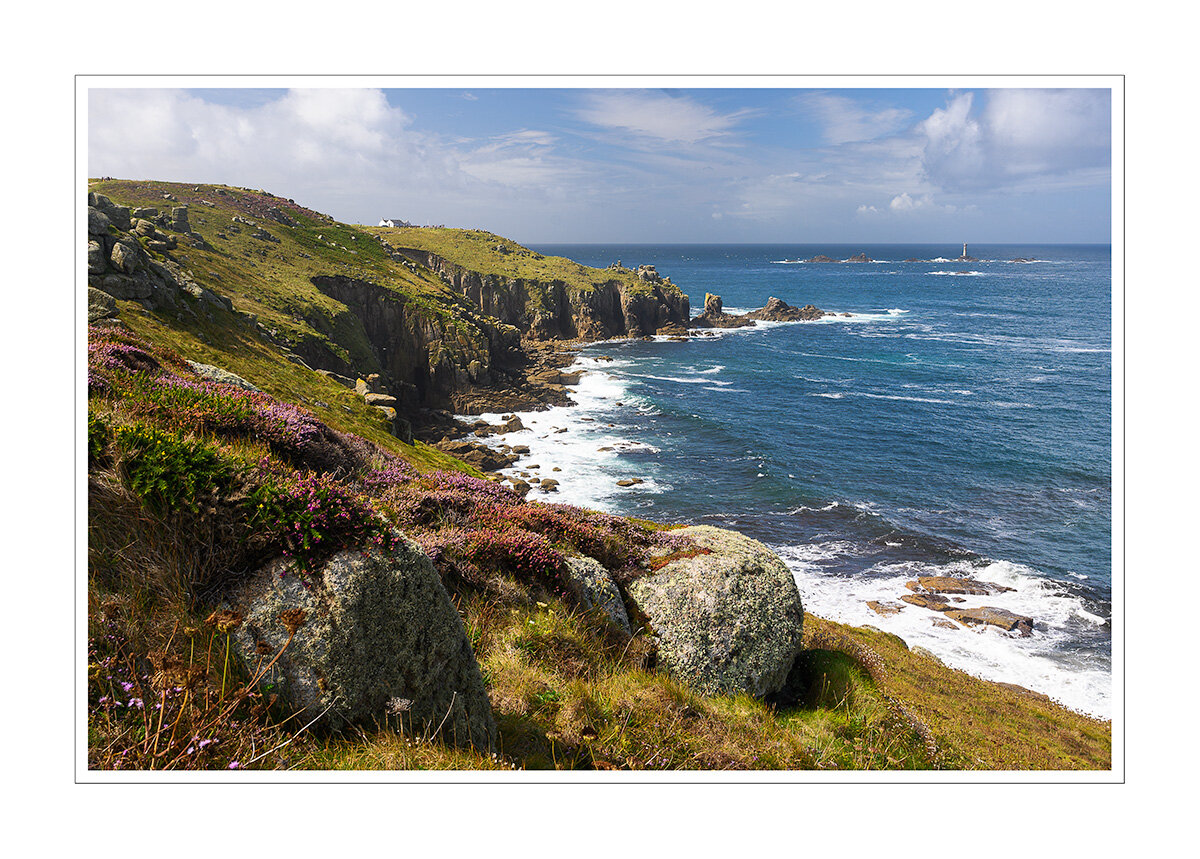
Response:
[88,84,1113,244]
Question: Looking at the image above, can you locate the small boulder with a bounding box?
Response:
[229,534,497,750]
[87,287,117,322]
[627,525,804,698]
[186,360,261,391]
[562,555,632,636]
[110,239,142,275]
[364,392,399,408]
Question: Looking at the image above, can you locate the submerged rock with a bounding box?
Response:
[228,534,497,750]
[627,525,804,698]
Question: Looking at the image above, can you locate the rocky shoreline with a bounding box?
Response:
[868,574,1036,636]
[413,293,849,481]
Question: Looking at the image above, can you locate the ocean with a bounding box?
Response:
[475,243,1113,719]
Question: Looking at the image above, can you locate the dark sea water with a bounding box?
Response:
[482,244,1113,717]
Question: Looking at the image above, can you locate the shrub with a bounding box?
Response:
[89,410,111,468]
[246,468,398,576]
[461,527,566,587]
[114,424,241,516]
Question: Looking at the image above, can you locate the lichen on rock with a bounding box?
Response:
[229,532,497,751]
[627,525,804,698]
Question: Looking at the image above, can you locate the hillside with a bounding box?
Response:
[84,179,1111,773]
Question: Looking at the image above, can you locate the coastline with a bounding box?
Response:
[456,326,1112,721]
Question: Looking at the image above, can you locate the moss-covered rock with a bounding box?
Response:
[229,533,497,751]
[627,525,804,698]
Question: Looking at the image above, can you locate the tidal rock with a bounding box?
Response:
[846,253,873,263]
[907,575,1014,596]
[228,534,496,750]
[690,292,756,329]
[806,255,838,263]
[901,592,953,611]
[744,297,828,322]
[627,525,804,698]
[944,607,1034,636]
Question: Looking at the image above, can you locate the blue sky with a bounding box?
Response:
[89,85,1112,243]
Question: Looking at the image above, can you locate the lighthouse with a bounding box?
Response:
[962,241,968,259]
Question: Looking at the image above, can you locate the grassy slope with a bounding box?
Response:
[85,179,1111,772]
[89,178,499,473]
[370,225,666,297]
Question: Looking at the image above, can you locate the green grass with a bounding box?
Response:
[371,225,675,299]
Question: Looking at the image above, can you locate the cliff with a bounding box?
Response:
[86,180,689,422]
[373,229,690,341]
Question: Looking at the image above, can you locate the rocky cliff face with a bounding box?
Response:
[310,274,523,411]
[398,249,691,340]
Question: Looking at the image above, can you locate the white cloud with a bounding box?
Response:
[917,92,986,189]
[88,88,580,223]
[798,92,913,144]
[574,90,752,145]
[917,89,1110,192]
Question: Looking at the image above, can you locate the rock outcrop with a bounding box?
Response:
[744,297,829,322]
[692,294,835,328]
[87,192,232,317]
[626,525,804,698]
[906,576,1014,596]
[395,248,690,341]
[690,293,755,329]
[228,534,497,751]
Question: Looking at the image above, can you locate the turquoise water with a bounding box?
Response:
[493,244,1114,716]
